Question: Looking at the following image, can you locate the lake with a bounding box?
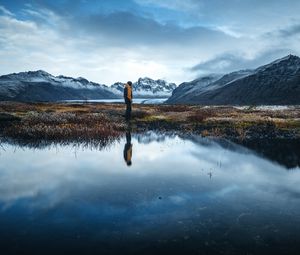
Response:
[63,98,168,104]
[0,132,300,254]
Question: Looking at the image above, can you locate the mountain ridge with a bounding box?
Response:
[0,71,176,101]
[166,54,300,105]
[111,77,176,98]
[1,54,300,104]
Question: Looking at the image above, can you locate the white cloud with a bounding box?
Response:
[134,0,203,12]
[0,5,238,84]
[0,2,300,85]
[135,0,300,37]
[214,26,243,38]
[0,5,14,16]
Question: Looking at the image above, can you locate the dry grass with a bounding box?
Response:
[2,110,125,144]
[187,109,216,122]
[156,105,190,112]
[131,110,151,119]
[0,102,299,141]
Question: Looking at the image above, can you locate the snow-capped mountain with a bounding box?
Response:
[166,74,222,103]
[0,70,117,101]
[111,77,176,98]
[3,55,298,104]
[167,55,300,105]
[0,71,177,102]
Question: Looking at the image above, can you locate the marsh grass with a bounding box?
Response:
[131,110,151,119]
[156,105,189,112]
[3,111,124,143]
[0,102,299,141]
[187,109,216,122]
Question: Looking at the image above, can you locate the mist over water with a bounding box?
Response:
[0,132,300,254]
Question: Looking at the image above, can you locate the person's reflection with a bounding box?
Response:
[123,131,133,166]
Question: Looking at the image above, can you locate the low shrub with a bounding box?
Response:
[157,105,189,112]
[132,110,150,119]
[187,110,216,122]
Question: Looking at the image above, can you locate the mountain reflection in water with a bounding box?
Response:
[0,132,300,255]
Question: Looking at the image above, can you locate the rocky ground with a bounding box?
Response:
[0,102,299,145]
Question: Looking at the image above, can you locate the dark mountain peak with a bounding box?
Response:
[110,77,176,97]
[271,54,300,65]
[57,75,72,79]
[112,82,124,86]
[0,70,53,82]
[137,77,153,83]
[0,70,118,101]
[137,77,176,88]
[285,54,299,60]
[27,70,52,77]
[76,77,90,85]
[256,54,300,73]
[167,54,300,105]
[35,69,50,74]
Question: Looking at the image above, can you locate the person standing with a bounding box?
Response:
[124,81,133,121]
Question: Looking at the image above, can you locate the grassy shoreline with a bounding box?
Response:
[0,102,299,143]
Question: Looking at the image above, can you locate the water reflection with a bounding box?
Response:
[123,131,133,166]
[2,132,299,170]
[0,133,300,254]
[238,138,300,169]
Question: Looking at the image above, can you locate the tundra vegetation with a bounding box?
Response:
[0,102,299,147]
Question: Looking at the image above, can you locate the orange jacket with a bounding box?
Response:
[124,83,132,102]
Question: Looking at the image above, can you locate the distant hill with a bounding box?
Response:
[0,71,176,102]
[166,55,300,105]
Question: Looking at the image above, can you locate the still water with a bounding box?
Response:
[0,133,300,254]
[63,98,167,104]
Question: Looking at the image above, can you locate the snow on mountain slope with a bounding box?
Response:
[167,74,221,103]
[167,55,300,105]
[0,70,109,91]
[0,70,116,101]
[0,71,177,101]
[111,77,176,98]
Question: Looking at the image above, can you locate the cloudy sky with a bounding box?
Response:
[0,0,300,85]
